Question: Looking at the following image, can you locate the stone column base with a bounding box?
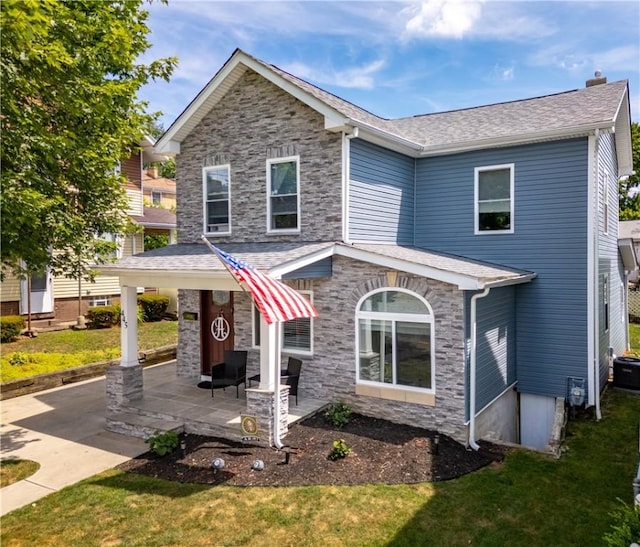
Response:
[106,364,143,412]
[245,385,290,447]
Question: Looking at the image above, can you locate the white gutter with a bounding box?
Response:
[469,287,491,450]
[272,321,285,449]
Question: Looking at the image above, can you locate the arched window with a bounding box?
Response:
[356,288,434,392]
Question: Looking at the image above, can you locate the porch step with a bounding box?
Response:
[106,411,184,440]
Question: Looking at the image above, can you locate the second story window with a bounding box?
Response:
[475,164,514,234]
[267,156,299,232]
[203,165,230,235]
[151,191,162,206]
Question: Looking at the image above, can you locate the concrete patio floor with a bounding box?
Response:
[107,361,327,441]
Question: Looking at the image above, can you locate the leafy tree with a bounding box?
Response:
[144,234,170,251]
[1,0,177,282]
[619,122,640,220]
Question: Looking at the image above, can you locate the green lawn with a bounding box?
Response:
[629,323,640,355]
[1,389,639,546]
[1,321,178,382]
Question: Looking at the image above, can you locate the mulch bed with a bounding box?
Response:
[117,412,508,487]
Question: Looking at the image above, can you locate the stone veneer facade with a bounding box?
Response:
[176,69,343,245]
[172,66,469,444]
[177,256,468,443]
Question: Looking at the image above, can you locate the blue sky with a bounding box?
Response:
[139,0,640,130]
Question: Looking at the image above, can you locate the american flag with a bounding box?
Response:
[203,239,318,325]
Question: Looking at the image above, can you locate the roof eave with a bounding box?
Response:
[418,122,614,158]
[156,50,348,155]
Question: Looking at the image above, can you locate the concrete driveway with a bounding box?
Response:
[0,364,168,516]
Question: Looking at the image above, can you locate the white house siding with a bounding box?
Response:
[126,188,144,216]
[0,277,21,303]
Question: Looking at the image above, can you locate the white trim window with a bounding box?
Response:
[267,156,300,233]
[474,164,514,234]
[203,164,231,235]
[89,296,111,307]
[253,290,313,355]
[97,233,123,260]
[151,190,162,206]
[356,288,435,392]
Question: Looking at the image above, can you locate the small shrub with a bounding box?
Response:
[9,352,31,366]
[0,315,25,343]
[146,430,180,456]
[328,438,351,461]
[137,294,169,322]
[87,305,121,329]
[324,402,352,428]
[602,498,640,546]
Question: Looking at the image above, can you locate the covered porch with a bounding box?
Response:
[106,360,326,441]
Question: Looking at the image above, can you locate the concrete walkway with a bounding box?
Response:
[0,364,164,516]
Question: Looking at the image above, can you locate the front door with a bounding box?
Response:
[201,290,235,376]
[20,270,54,315]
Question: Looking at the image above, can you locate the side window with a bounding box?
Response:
[253,290,313,354]
[151,191,162,206]
[97,233,123,259]
[475,164,514,234]
[203,165,230,235]
[356,289,434,392]
[267,156,299,232]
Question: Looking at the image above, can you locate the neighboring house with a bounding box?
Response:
[0,137,171,325]
[142,167,176,211]
[619,220,640,283]
[100,49,633,451]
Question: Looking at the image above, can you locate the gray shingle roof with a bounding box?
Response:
[346,243,533,285]
[100,241,534,288]
[255,51,627,151]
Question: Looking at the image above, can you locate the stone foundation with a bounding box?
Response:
[106,364,143,412]
[245,386,290,446]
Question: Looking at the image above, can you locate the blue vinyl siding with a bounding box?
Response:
[416,138,589,398]
[349,139,414,244]
[283,257,332,279]
[465,287,516,419]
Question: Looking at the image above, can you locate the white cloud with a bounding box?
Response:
[282,59,386,89]
[403,0,484,39]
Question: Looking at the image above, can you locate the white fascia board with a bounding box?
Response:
[158,140,180,156]
[333,245,483,290]
[101,269,240,291]
[346,119,423,154]
[268,245,336,279]
[613,89,633,176]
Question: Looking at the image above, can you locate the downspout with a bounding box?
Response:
[342,127,359,243]
[469,286,491,451]
[272,321,285,449]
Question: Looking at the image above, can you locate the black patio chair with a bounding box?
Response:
[210,350,247,398]
[247,356,303,405]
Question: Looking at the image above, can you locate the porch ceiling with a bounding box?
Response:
[97,240,535,291]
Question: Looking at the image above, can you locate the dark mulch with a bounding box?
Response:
[116,412,508,487]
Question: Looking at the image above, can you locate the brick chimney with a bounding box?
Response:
[586,70,607,87]
[147,165,158,179]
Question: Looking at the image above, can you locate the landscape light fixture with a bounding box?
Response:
[211,458,225,472]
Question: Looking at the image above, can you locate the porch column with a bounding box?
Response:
[120,285,139,367]
[259,317,279,389]
[106,285,142,412]
[246,317,289,446]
